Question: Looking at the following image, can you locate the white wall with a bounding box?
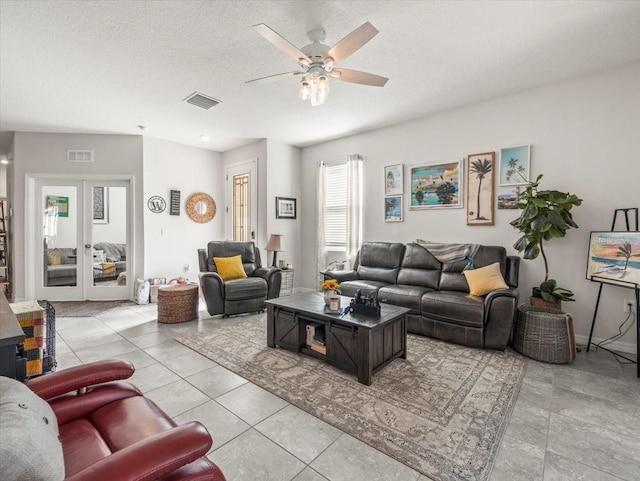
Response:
[13,132,144,300]
[301,62,640,352]
[266,140,302,282]
[0,164,6,197]
[142,137,223,282]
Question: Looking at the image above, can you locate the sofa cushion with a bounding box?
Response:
[397,243,441,289]
[207,241,257,276]
[463,262,508,296]
[356,242,405,284]
[379,284,435,313]
[0,377,65,481]
[225,277,267,301]
[421,291,485,328]
[214,255,248,281]
[339,279,389,298]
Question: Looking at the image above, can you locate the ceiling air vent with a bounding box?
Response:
[67,150,94,163]
[184,92,221,110]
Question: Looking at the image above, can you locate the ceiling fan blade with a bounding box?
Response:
[326,21,379,64]
[331,68,388,87]
[253,24,311,66]
[245,71,304,85]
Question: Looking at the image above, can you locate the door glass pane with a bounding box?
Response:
[91,186,127,286]
[42,186,78,287]
[233,174,250,241]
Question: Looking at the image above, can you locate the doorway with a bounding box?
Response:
[32,178,131,301]
[225,159,257,242]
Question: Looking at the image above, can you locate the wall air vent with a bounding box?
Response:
[67,150,94,162]
[184,92,221,110]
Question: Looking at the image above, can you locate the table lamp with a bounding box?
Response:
[265,234,284,268]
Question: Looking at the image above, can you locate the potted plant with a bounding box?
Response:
[510,174,582,310]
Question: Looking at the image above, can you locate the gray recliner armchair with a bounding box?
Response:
[198,241,282,316]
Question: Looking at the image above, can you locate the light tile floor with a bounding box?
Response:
[53,300,640,481]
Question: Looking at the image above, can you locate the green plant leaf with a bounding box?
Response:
[523,242,540,259]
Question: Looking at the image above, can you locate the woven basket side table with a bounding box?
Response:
[157,284,199,324]
[514,305,575,364]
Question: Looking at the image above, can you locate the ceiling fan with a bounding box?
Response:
[246,21,388,106]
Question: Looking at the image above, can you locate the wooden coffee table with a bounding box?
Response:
[266,291,410,385]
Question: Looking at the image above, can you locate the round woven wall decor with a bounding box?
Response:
[186,192,216,223]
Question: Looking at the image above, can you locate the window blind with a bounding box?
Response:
[324,162,347,249]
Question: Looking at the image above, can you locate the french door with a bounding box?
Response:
[34,178,131,301]
[225,159,257,242]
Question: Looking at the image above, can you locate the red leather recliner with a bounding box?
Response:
[25,360,226,481]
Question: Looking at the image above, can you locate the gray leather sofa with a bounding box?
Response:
[198,241,282,316]
[325,241,520,350]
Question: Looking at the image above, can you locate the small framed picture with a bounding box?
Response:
[384,164,403,195]
[384,195,403,222]
[497,186,521,209]
[276,197,297,219]
[152,277,166,285]
[499,145,530,186]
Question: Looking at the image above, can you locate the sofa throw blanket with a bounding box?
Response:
[415,239,480,268]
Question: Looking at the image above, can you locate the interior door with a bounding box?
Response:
[225,159,258,242]
[35,179,131,301]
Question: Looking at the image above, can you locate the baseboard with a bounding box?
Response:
[574,334,637,356]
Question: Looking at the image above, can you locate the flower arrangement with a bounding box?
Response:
[320,279,340,293]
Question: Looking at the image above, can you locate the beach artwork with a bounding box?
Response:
[410,160,463,209]
[586,231,640,287]
[499,145,530,186]
[497,186,521,209]
[384,195,403,222]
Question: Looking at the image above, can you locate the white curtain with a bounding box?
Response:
[316,161,327,288]
[346,154,363,269]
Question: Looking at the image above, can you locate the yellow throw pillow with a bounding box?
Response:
[47,249,62,266]
[463,262,509,296]
[213,255,248,281]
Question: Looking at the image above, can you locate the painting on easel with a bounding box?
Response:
[586,231,640,287]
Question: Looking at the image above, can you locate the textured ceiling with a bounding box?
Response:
[1,0,640,153]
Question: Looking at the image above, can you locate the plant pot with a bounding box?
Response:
[530,288,562,311]
[323,290,336,306]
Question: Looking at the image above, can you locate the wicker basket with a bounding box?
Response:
[157,284,199,324]
[513,305,576,364]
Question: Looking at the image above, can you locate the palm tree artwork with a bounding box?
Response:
[469,158,492,220]
[506,157,528,184]
[616,241,640,276]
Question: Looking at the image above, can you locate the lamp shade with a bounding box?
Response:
[265,234,284,252]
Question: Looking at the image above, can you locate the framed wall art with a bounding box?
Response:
[45,195,69,218]
[92,187,108,223]
[276,197,297,219]
[409,160,463,209]
[586,231,640,287]
[384,164,403,195]
[466,152,495,225]
[499,145,530,186]
[497,186,521,210]
[384,195,403,222]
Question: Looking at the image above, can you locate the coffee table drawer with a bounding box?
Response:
[272,308,301,351]
[326,323,358,374]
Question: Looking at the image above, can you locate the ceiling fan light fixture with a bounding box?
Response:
[299,80,310,100]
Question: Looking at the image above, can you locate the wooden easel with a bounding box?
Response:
[586,208,639,377]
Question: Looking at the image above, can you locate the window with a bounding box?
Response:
[324,162,348,250]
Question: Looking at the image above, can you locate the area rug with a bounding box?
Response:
[50,300,134,317]
[177,317,526,481]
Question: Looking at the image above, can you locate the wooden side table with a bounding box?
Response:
[280,269,294,296]
[513,305,576,363]
[157,284,199,323]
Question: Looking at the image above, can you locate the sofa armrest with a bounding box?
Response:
[25,360,134,400]
[255,267,282,299]
[483,289,520,350]
[66,422,213,481]
[323,270,359,283]
[199,271,225,315]
[198,248,209,272]
[506,256,520,288]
